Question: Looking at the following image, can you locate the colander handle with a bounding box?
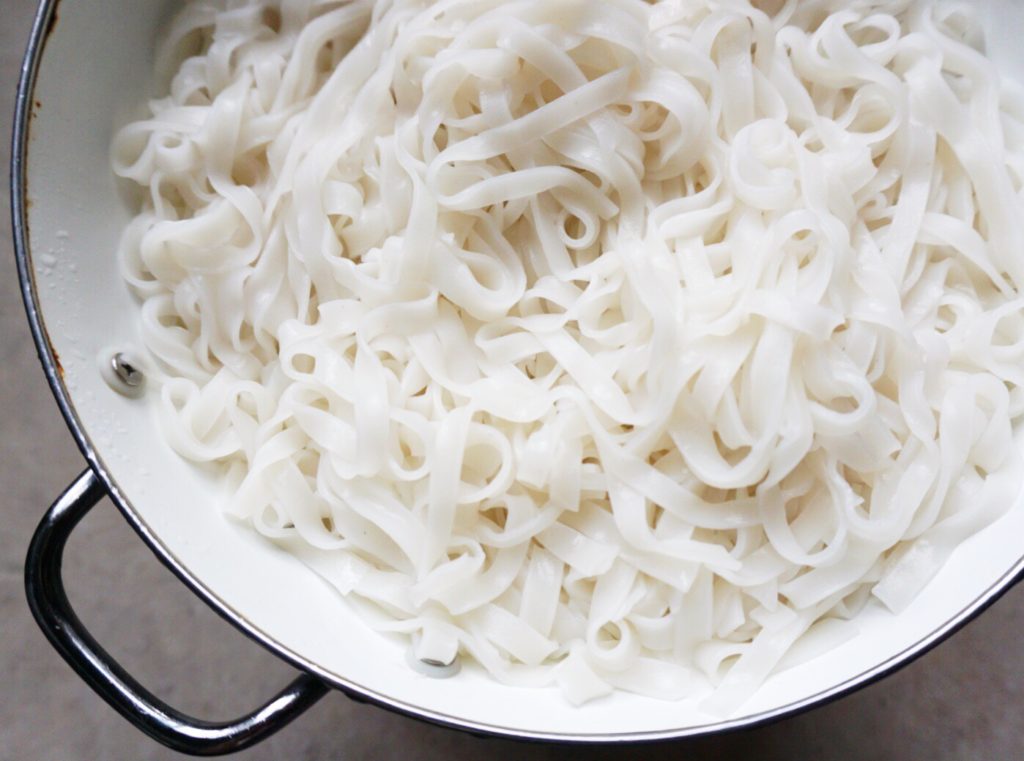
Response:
[23,469,330,756]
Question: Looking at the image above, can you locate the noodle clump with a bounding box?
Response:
[114,0,1024,710]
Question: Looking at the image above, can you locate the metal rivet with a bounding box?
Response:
[405,647,461,679]
[99,349,146,397]
[111,352,144,387]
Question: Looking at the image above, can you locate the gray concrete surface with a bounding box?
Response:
[3,1,1024,759]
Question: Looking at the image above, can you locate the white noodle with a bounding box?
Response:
[113,0,1024,712]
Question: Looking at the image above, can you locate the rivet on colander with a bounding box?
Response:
[112,353,144,387]
[99,349,146,397]
[405,647,461,679]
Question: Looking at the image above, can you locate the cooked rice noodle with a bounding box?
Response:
[113,0,1024,711]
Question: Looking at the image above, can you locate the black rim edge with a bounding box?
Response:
[12,0,1024,745]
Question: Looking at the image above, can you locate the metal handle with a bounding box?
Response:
[24,469,330,756]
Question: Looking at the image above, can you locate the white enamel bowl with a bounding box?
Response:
[14,0,1024,754]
